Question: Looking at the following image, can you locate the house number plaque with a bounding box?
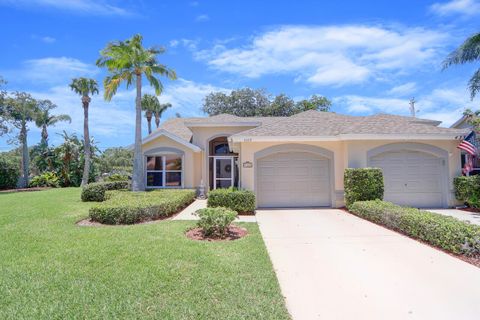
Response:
[242,161,253,168]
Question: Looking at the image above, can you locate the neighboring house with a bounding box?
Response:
[450,115,480,174]
[142,110,468,209]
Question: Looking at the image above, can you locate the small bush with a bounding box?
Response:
[104,173,130,182]
[344,168,384,209]
[0,158,19,190]
[81,181,130,202]
[89,189,196,224]
[207,188,256,214]
[454,175,480,207]
[195,207,237,237]
[350,200,480,256]
[29,172,60,188]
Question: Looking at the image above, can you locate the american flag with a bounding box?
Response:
[458,131,478,156]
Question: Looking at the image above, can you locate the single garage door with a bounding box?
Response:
[257,152,331,207]
[369,150,445,208]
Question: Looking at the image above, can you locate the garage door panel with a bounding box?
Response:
[370,149,445,208]
[257,151,331,208]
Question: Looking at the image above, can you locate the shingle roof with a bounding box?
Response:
[153,110,468,143]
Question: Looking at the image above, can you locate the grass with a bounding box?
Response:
[0,188,290,319]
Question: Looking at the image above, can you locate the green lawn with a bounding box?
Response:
[0,188,289,319]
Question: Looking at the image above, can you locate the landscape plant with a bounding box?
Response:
[344,168,384,209]
[97,34,177,191]
[195,207,238,237]
[207,187,256,214]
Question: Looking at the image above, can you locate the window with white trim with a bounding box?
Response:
[146,155,183,188]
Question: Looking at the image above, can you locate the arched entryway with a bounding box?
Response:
[208,136,239,190]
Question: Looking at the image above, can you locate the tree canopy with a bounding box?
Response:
[202,88,331,117]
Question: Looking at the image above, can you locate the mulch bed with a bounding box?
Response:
[458,207,480,214]
[340,208,480,268]
[0,187,50,193]
[186,225,248,241]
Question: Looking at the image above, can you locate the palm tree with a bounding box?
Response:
[69,77,99,187]
[141,94,171,133]
[3,92,39,187]
[443,32,480,99]
[155,102,172,128]
[35,100,71,146]
[96,34,177,191]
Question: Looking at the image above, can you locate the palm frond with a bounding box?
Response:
[468,68,480,99]
[443,33,480,69]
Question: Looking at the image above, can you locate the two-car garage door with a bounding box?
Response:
[369,150,446,208]
[257,152,331,208]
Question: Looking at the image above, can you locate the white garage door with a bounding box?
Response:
[257,152,331,207]
[369,150,445,208]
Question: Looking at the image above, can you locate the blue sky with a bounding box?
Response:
[0,0,479,151]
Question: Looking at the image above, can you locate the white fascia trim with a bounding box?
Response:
[450,115,467,128]
[230,133,464,142]
[184,121,262,128]
[142,129,202,152]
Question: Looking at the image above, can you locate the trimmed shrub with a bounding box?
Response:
[195,207,237,237]
[344,168,384,209]
[207,188,256,214]
[454,175,480,207]
[81,181,130,202]
[89,189,196,224]
[104,173,130,182]
[0,158,19,190]
[350,200,480,256]
[29,172,60,188]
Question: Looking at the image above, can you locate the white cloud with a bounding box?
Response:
[195,14,209,22]
[0,0,130,16]
[31,34,56,43]
[5,57,98,84]
[430,0,480,17]
[169,38,199,51]
[335,85,476,127]
[197,25,447,87]
[387,82,417,96]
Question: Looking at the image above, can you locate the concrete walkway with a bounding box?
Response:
[257,208,480,320]
[428,208,480,226]
[173,199,257,222]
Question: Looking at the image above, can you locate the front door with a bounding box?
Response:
[214,157,234,189]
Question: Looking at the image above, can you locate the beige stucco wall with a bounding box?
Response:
[238,140,462,208]
[142,136,199,188]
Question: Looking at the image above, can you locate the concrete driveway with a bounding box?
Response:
[257,209,480,320]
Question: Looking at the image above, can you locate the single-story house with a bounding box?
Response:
[142,110,468,208]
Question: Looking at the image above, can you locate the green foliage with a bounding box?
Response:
[98,147,133,174]
[89,189,196,224]
[350,200,480,256]
[195,207,237,237]
[207,188,256,214]
[81,181,130,202]
[29,171,60,188]
[0,157,19,189]
[104,173,130,182]
[344,168,384,209]
[203,88,331,117]
[454,175,480,208]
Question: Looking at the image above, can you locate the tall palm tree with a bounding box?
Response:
[35,100,71,146]
[443,32,480,99]
[96,34,177,191]
[69,77,99,187]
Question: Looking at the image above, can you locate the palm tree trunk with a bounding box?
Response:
[81,98,91,187]
[41,124,48,146]
[146,111,152,134]
[132,74,145,191]
[20,121,29,188]
[155,113,160,128]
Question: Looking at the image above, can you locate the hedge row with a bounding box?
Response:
[0,158,19,190]
[207,188,256,214]
[453,175,480,208]
[344,168,384,209]
[350,200,480,256]
[89,189,196,224]
[81,181,130,202]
